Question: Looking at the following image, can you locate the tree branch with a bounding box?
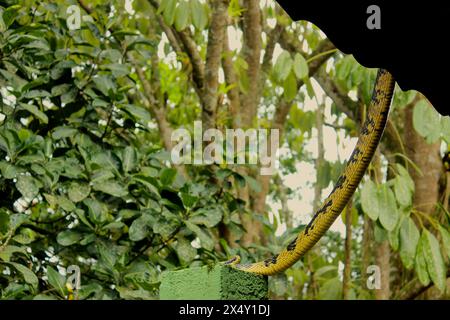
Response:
[178,29,205,91]
[342,198,353,299]
[252,38,336,214]
[314,69,357,120]
[222,31,241,127]
[202,0,229,130]
[395,271,450,300]
[147,0,204,98]
[259,23,283,97]
[240,0,262,126]
[273,38,336,136]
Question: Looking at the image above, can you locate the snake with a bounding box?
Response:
[226,69,396,276]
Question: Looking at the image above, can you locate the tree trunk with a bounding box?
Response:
[342,199,353,299]
[313,106,325,212]
[361,216,373,288]
[404,97,442,217]
[373,150,391,300]
[375,240,391,300]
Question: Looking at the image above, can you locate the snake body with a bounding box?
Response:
[229,69,396,275]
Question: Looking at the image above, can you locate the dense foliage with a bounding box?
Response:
[0,0,449,300]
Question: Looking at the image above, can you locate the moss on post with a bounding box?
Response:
[160,265,268,300]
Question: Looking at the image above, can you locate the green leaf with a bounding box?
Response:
[47,266,66,297]
[361,70,377,105]
[441,116,450,144]
[96,243,119,276]
[437,225,450,259]
[174,0,190,31]
[57,196,76,212]
[93,75,116,97]
[51,84,72,97]
[283,71,298,102]
[9,213,28,230]
[160,168,177,186]
[293,53,309,79]
[388,215,402,252]
[190,0,208,30]
[116,287,156,300]
[274,51,293,82]
[122,146,137,173]
[413,100,441,144]
[93,180,128,197]
[415,233,431,286]
[304,78,315,99]
[75,209,94,230]
[13,228,37,244]
[0,162,19,179]
[18,103,48,124]
[377,185,399,231]
[33,294,58,300]
[234,173,246,189]
[83,198,108,225]
[0,69,27,90]
[336,55,353,81]
[121,104,152,123]
[158,1,169,14]
[8,262,38,289]
[129,214,153,241]
[2,5,21,28]
[244,175,262,193]
[173,236,197,264]
[374,222,388,243]
[319,277,342,300]
[0,245,27,262]
[91,169,115,184]
[77,283,103,300]
[153,217,178,238]
[185,221,214,251]
[132,175,161,198]
[399,216,420,269]
[394,175,413,207]
[57,231,82,246]
[0,10,5,32]
[313,265,338,280]
[189,206,223,228]
[396,164,415,190]
[360,180,379,220]
[101,63,130,78]
[163,0,177,26]
[180,192,198,209]
[52,126,78,140]
[90,152,120,173]
[24,90,51,99]
[422,230,446,292]
[16,175,41,199]
[68,182,91,203]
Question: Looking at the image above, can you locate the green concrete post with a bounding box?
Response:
[160,265,268,300]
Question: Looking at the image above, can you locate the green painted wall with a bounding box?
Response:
[160,265,268,300]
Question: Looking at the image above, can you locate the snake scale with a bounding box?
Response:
[227,69,396,275]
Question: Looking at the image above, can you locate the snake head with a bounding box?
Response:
[223,255,241,266]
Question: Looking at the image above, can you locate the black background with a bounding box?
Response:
[0,300,444,319]
[277,1,449,116]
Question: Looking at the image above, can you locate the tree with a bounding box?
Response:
[0,0,448,300]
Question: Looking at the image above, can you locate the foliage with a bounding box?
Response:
[0,0,449,300]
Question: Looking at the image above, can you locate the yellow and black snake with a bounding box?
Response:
[227,69,396,275]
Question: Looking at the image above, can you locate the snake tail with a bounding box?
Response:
[233,69,395,275]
